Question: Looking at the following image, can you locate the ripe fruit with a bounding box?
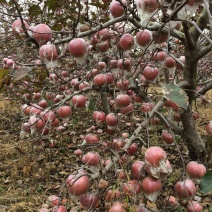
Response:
[69,38,87,57]
[186,161,206,183]
[122,180,141,196]
[116,80,130,90]
[164,56,176,68]
[145,146,167,166]
[164,196,178,209]
[94,74,107,87]
[66,170,89,196]
[121,103,134,115]
[144,146,168,178]
[206,121,212,135]
[187,201,203,212]
[143,66,159,81]
[106,113,118,126]
[174,179,196,200]
[79,192,99,209]
[82,152,101,166]
[85,134,99,144]
[71,95,87,108]
[109,202,126,212]
[109,0,125,18]
[141,176,162,202]
[119,33,134,50]
[140,102,153,113]
[161,130,174,144]
[105,189,122,202]
[115,94,131,108]
[127,142,138,155]
[39,43,58,61]
[33,24,52,46]
[156,51,166,61]
[131,160,145,179]
[52,205,66,212]
[136,29,152,47]
[12,19,29,38]
[46,195,61,207]
[117,58,132,71]
[57,106,72,118]
[93,111,106,124]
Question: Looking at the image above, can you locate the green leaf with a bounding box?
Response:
[162,83,188,110]
[199,170,212,194]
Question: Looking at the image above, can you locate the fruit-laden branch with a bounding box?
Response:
[54,16,185,45]
[91,98,165,180]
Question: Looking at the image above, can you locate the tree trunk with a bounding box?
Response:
[181,107,205,162]
[180,38,206,162]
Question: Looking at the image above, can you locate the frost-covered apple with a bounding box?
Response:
[174,179,196,200]
[109,202,126,212]
[141,176,162,202]
[115,94,131,108]
[187,201,203,212]
[106,113,118,126]
[46,195,61,207]
[131,160,145,179]
[116,80,130,90]
[122,180,141,196]
[33,23,52,46]
[66,170,89,196]
[161,130,174,144]
[105,189,122,202]
[39,43,58,61]
[79,192,99,209]
[186,161,206,183]
[164,196,178,209]
[143,66,159,81]
[57,106,72,118]
[156,51,166,61]
[93,111,106,124]
[136,29,152,47]
[119,33,134,50]
[12,19,29,38]
[127,142,138,155]
[82,151,101,166]
[117,58,132,71]
[94,74,107,87]
[121,103,134,115]
[109,0,125,18]
[85,133,99,144]
[71,95,87,108]
[164,56,176,68]
[69,38,87,57]
[144,146,168,178]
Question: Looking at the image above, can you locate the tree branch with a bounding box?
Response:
[182,21,195,48]
[197,44,212,60]
[190,8,209,43]
[195,80,212,97]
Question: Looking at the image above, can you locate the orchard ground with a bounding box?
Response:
[0,89,211,212]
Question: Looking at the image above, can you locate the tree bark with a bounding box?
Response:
[181,107,205,162]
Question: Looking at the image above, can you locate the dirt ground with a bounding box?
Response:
[0,90,211,212]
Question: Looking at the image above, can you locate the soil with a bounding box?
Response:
[0,90,211,212]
